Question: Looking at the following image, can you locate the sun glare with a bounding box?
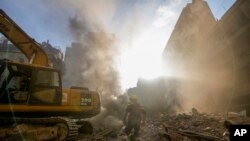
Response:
[119,31,165,89]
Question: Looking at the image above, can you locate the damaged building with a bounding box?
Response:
[162,0,250,114]
[0,37,64,71]
[63,42,85,87]
[127,77,182,114]
[41,40,64,72]
[1,1,250,140]
[0,36,28,63]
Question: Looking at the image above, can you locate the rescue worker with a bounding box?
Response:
[123,95,146,139]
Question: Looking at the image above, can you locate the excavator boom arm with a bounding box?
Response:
[0,9,49,66]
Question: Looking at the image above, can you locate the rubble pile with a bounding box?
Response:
[78,109,250,141]
[144,109,250,141]
[167,113,223,133]
[154,111,227,141]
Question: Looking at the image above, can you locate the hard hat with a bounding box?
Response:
[129,95,137,102]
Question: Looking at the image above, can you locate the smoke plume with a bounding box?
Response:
[60,0,127,130]
[63,0,121,97]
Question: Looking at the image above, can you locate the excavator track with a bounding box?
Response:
[0,117,79,141]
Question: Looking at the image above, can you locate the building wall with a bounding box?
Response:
[217,0,250,108]
[0,39,28,63]
[63,42,86,87]
[163,0,218,79]
[162,0,250,112]
[41,41,64,71]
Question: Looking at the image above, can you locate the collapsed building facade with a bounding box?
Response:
[162,0,250,113]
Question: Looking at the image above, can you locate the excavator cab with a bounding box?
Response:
[0,61,62,105]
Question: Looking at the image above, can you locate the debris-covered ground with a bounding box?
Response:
[1,109,249,141]
[78,109,250,141]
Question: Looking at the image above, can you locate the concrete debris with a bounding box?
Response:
[77,110,250,141]
[78,128,114,141]
[175,129,221,141]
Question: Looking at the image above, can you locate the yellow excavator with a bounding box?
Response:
[0,9,101,140]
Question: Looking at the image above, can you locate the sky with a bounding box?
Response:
[0,0,235,51]
[0,0,236,89]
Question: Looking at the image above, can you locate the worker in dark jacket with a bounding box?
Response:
[123,95,146,139]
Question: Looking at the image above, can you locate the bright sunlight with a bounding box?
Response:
[119,30,166,89]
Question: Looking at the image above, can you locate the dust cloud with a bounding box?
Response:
[60,0,126,129]
[61,0,187,127]
[61,0,184,122]
[126,77,183,116]
[63,1,121,98]
[125,0,236,115]
[177,47,234,113]
[61,0,234,121]
[62,0,213,118]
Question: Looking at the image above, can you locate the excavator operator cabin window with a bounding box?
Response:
[35,70,59,87]
[31,70,61,105]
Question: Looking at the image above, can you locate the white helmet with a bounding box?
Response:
[129,95,137,103]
